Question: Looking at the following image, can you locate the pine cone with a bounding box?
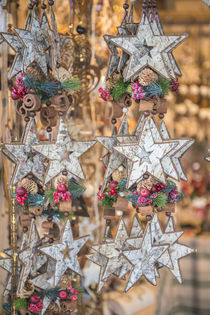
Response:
[138,68,158,86]
[112,167,126,182]
[58,274,72,288]
[26,65,46,81]
[137,179,154,191]
[20,280,34,298]
[106,73,120,89]
[19,178,38,195]
[54,175,68,189]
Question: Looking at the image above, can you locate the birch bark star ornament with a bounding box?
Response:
[108,14,188,81]
[32,119,96,184]
[39,220,89,286]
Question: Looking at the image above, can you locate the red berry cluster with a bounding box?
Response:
[58,286,79,302]
[28,294,43,313]
[98,87,111,101]
[171,78,179,94]
[53,184,71,204]
[11,73,29,101]
[97,181,118,200]
[15,186,28,206]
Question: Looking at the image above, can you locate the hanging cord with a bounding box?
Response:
[142,0,148,22]
[121,0,129,26]
[152,0,159,22]
[41,0,47,11]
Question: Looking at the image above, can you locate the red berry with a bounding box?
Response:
[57,184,67,193]
[113,192,117,196]
[108,191,113,196]
[59,290,68,300]
[140,188,150,198]
[101,193,105,197]
[109,181,118,189]
[99,88,103,93]
[16,186,26,197]
[30,294,40,304]
[110,189,115,194]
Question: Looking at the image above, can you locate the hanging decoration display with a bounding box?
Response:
[89,0,195,293]
[0,0,95,313]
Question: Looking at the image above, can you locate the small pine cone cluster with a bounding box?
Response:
[112,166,127,182]
[106,73,120,89]
[138,68,158,86]
[58,274,72,288]
[54,175,68,189]
[137,179,154,191]
[19,178,38,195]
[20,280,35,298]
[26,64,46,81]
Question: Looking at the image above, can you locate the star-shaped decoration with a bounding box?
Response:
[110,14,187,81]
[164,216,195,283]
[104,35,120,79]
[114,118,178,188]
[17,220,47,296]
[2,118,46,185]
[87,215,143,292]
[123,223,168,292]
[203,0,210,6]
[97,114,130,191]
[39,220,89,286]
[150,214,183,271]
[32,119,96,184]
[0,14,31,79]
[0,251,12,296]
[14,7,50,75]
[159,120,194,181]
[126,14,187,78]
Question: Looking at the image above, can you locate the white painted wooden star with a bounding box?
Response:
[2,118,46,185]
[110,14,187,81]
[123,223,168,292]
[39,220,89,286]
[32,119,96,184]
[17,220,47,297]
[14,7,50,75]
[114,118,178,188]
[164,216,195,283]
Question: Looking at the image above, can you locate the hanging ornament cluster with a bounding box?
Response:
[1,0,80,131]
[0,1,96,313]
[98,0,188,123]
[89,0,195,292]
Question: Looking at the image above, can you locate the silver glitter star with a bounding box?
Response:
[39,220,89,286]
[32,119,95,184]
[2,118,46,185]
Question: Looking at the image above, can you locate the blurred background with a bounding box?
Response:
[0,0,210,314]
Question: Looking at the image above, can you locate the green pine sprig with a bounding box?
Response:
[111,77,130,101]
[45,188,56,205]
[152,192,168,209]
[68,179,86,199]
[157,77,171,96]
[62,77,81,92]
[45,287,60,301]
[15,298,29,311]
